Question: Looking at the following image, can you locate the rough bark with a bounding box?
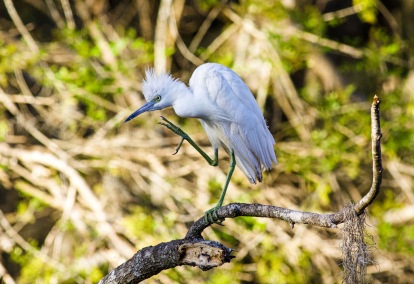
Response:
[100,239,234,284]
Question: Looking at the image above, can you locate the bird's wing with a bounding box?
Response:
[205,65,274,139]
[219,66,264,115]
[200,64,276,183]
[199,64,263,116]
[212,66,277,167]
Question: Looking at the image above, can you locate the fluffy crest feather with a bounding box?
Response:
[142,68,179,101]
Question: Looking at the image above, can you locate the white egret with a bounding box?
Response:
[125,63,277,224]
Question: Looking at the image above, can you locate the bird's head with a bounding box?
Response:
[124,68,186,123]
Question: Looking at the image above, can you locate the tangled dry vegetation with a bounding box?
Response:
[0,0,414,283]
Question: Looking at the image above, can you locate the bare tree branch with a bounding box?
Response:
[99,96,382,284]
[99,239,234,284]
[354,95,383,213]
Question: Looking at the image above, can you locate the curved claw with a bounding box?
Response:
[158,116,189,155]
[204,207,225,225]
[173,137,185,155]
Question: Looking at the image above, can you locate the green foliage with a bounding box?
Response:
[378,89,414,164]
[196,0,220,10]
[206,50,235,69]
[281,85,371,208]
[85,265,107,283]
[206,272,234,283]
[272,35,310,73]
[44,26,153,123]
[14,254,54,284]
[208,178,223,196]
[0,119,8,141]
[237,0,287,21]
[371,190,402,218]
[378,222,414,256]
[0,41,41,86]
[290,5,326,35]
[122,206,156,240]
[353,0,378,24]
[256,242,317,283]
[213,227,239,246]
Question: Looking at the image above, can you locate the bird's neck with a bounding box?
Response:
[171,85,200,118]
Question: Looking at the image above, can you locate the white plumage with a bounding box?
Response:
[126,63,277,184]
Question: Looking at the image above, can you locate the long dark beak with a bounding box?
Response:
[124,101,156,123]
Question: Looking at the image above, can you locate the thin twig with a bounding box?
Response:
[0,86,70,161]
[0,209,65,271]
[0,143,135,259]
[199,23,240,61]
[189,4,223,52]
[322,4,363,21]
[74,1,116,67]
[60,0,75,29]
[45,0,65,29]
[0,260,15,284]
[168,6,204,66]
[4,0,39,52]
[223,7,407,67]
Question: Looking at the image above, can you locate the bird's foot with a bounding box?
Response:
[159,116,189,154]
[204,206,225,225]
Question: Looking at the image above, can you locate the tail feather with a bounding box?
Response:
[200,119,276,184]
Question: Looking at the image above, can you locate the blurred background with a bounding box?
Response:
[0,0,413,283]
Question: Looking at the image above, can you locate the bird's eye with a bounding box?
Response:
[154,95,161,102]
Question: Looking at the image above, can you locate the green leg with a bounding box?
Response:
[159,116,236,225]
[205,150,236,224]
[159,116,218,166]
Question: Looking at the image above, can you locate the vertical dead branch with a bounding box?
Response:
[341,95,382,283]
[354,95,383,213]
